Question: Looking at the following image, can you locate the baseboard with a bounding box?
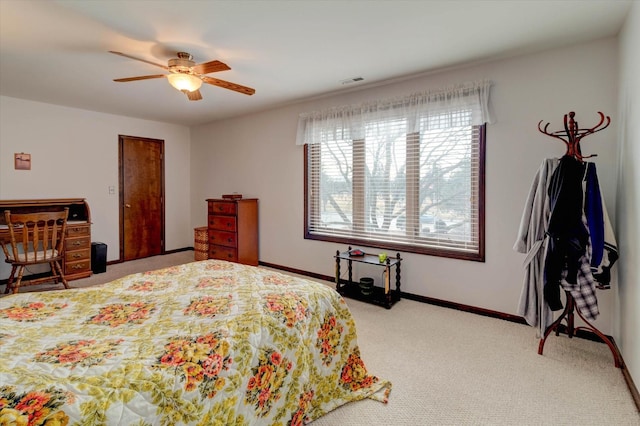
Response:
[400,291,530,325]
[106,247,194,266]
[259,259,639,411]
[260,261,531,326]
[611,338,640,412]
[259,261,332,283]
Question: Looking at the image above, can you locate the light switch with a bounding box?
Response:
[108,186,115,195]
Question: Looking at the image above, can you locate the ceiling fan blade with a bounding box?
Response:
[113,75,166,82]
[109,51,169,70]
[201,76,255,95]
[192,60,231,75]
[185,89,203,101]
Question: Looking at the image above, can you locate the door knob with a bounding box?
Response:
[125,204,131,208]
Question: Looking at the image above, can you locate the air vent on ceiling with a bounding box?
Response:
[340,77,364,85]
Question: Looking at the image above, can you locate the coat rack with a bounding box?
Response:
[538,111,610,161]
[536,110,620,367]
[538,291,621,368]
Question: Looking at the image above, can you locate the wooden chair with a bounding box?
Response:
[1,208,70,294]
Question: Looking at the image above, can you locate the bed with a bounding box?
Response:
[0,259,390,425]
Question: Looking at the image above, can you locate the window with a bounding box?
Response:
[299,81,492,261]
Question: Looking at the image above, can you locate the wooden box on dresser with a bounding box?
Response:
[206,198,258,266]
[0,198,93,280]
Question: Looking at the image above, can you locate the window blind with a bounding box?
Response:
[303,81,490,260]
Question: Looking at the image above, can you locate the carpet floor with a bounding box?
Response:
[4,252,639,425]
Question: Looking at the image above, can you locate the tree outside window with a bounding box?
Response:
[305,113,485,261]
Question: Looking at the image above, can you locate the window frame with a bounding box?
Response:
[304,124,486,262]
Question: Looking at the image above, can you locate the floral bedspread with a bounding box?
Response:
[0,260,390,425]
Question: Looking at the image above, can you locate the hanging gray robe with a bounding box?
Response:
[513,158,559,336]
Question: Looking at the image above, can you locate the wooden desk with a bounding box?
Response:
[0,198,93,281]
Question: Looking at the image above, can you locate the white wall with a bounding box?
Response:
[192,38,621,335]
[616,0,640,398]
[0,97,193,272]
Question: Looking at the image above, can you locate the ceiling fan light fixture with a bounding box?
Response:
[167,73,202,92]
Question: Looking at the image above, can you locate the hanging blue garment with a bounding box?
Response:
[584,163,604,267]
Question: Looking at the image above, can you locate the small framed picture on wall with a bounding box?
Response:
[14,153,31,170]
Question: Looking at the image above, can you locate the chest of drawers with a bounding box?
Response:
[207,198,258,266]
[64,221,92,279]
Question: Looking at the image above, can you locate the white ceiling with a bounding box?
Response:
[0,0,632,127]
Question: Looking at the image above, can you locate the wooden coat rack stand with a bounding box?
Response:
[536,111,620,368]
[538,291,621,368]
[538,111,610,161]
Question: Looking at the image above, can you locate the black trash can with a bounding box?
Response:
[359,277,374,296]
[91,242,107,274]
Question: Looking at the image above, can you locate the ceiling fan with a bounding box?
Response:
[109,51,255,101]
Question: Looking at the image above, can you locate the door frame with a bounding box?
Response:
[118,135,166,262]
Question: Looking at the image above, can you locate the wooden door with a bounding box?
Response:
[119,135,165,261]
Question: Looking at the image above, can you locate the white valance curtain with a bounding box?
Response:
[296,79,494,146]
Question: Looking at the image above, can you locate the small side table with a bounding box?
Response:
[334,246,402,309]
